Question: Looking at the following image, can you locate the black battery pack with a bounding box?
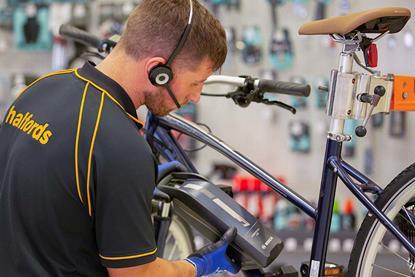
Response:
[158,173,284,269]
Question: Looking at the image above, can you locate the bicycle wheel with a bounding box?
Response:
[348,163,415,277]
[161,215,195,260]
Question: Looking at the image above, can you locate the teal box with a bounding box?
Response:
[13,5,52,51]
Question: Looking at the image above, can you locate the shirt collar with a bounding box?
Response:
[78,61,142,128]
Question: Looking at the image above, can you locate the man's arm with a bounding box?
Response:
[108,228,240,277]
[107,258,195,277]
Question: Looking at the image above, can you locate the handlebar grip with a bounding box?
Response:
[258,79,311,97]
[59,24,102,50]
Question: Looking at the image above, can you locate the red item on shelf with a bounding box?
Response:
[343,197,355,215]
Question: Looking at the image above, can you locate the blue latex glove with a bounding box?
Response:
[185,227,240,277]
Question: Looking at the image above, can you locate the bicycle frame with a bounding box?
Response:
[145,111,415,276]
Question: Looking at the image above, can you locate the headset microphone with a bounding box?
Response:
[149,0,194,109]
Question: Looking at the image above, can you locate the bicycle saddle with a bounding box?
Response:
[298,7,410,35]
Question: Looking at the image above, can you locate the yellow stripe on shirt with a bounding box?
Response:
[99,248,157,261]
[86,92,105,216]
[74,82,90,204]
[74,69,144,127]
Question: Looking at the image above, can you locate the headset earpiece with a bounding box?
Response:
[149,65,174,86]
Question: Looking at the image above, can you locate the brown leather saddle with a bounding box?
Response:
[299,7,411,36]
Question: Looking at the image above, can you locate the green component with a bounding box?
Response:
[332,199,340,214]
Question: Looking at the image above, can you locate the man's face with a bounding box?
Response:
[145,58,213,116]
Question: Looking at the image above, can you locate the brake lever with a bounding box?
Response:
[252,89,297,114]
[226,89,256,107]
[226,88,297,114]
[262,99,297,114]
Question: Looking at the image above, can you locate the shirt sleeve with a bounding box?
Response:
[93,134,158,268]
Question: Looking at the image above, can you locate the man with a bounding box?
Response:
[0,0,239,276]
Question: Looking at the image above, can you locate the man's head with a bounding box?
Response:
[117,0,227,115]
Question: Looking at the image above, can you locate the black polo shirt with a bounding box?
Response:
[0,62,158,276]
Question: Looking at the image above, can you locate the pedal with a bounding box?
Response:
[300,261,344,276]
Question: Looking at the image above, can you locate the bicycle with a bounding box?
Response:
[59,6,415,277]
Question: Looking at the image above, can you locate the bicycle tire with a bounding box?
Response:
[348,162,415,276]
[161,215,195,260]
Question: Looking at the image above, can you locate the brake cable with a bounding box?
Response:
[176,122,213,153]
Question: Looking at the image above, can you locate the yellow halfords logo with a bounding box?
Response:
[4,105,53,145]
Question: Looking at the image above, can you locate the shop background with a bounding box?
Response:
[0,0,415,271]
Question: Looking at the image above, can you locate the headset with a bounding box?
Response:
[148,0,194,109]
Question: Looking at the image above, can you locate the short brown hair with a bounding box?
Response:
[118,0,227,71]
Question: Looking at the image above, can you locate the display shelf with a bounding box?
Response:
[277,229,409,254]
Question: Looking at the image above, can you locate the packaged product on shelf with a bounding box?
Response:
[341,197,356,231]
[330,199,341,233]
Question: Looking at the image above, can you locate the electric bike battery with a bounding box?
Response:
[158,173,284,269]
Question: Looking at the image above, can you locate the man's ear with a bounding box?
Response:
[145,57,168,73]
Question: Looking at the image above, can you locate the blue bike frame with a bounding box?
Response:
[145,112,415,276]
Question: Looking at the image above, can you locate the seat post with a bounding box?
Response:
[339,47,354,73]
[328,42,358,138]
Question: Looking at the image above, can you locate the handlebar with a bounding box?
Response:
[59,24,116,53]
[203,75,310,113]
[204,75,310,97]
[204,76,246,87]
[257,79,310,97]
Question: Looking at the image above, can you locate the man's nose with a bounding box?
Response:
[189,91,201,103]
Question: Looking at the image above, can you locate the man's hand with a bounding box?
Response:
[185,227,240,277]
